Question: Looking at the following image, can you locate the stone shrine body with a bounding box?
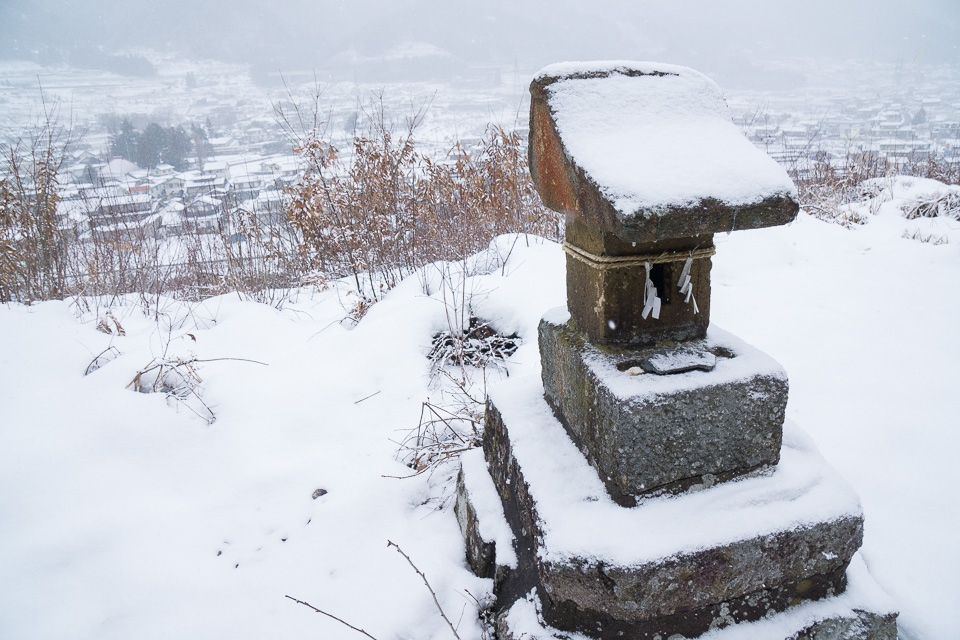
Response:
[456,62,898,639]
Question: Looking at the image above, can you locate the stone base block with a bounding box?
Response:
[540,311,788,505]
[477,373,872,639]
[496,552,898,640]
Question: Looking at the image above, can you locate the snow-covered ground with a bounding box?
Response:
[1,180,958,640]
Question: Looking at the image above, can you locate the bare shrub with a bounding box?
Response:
[218,203,305,306]
[902,153,960,186]
[282,93,561,309]
[284,116,422,303]
[6,85,561,324]
[395,389,484,478]
[70,189,169,309]
[127,354,216,424]
[0,95,79,303]
[416,125,559,267]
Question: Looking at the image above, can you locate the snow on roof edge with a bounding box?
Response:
[534,60,712,85]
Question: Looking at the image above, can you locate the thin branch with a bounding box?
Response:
[192,356,269,366]
[381,471,425,480]
[354,390,381,404]
[284,595,380,640]
[387,540,462,640]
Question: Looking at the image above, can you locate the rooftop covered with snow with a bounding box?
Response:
[529,61,799,243]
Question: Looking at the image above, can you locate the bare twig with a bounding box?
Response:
[387,540,462,640]
[284,595,380,640]
[380,471,424,480]
[462,589,496,640]
[192,356,269,366]
[354,390,381,404]
[84,345,121,376]
[124,354,218,423]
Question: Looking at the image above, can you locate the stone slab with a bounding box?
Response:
[479,373,867,639]
[642,347,717,374]
[495,553,898,639]
[540,312,788,505]
[528,61,799,244]
[455,448,517,590]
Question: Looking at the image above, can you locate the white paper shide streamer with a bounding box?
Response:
[642,261,662,320]
[677,256,699,314]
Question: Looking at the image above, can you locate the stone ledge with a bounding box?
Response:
[497,603,897,640]
[496,552,898,640]
[540,313,788,505]
[455,448,517,590]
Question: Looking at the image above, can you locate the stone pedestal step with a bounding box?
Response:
[540,313,788,506]
[455,448,517,590]
[494,554,897,640]
[473,372,872,639]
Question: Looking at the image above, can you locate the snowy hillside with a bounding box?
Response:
[1,179,958,640]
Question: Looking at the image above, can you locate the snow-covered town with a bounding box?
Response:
[2,54,959,244]
[727,61,960,174]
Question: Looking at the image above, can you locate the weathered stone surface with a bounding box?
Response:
[564,217,712,259]
[539,546,853,635]
[455,451,518,592]
[539,315,788,504]
[495,601,897,640]
[478,399,544,610]
[790,610,899,640]
[455,466,498,582]
[480,389,868,639]
[528,62,799,244]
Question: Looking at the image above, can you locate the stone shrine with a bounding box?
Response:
[456,62,898,639]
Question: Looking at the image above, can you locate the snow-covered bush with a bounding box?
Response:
[790,147,960,227]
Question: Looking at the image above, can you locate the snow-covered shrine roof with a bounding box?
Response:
[529,61,799,241]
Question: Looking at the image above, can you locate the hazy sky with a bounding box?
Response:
[2,0,958,82]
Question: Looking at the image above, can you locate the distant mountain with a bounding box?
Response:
[2,0,958,76]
